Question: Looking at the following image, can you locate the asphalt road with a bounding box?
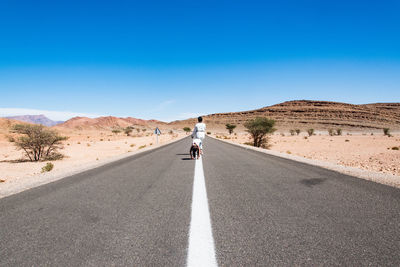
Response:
[1,137,399,266]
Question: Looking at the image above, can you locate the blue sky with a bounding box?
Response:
[1,0,399,121]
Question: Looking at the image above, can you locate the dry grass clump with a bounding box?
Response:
[41,162,54,173]
[139,145,146,149]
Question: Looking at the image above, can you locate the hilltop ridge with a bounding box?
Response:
[169,100,400,130]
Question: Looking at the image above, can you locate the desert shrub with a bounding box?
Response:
[87,143,91,147]
[345,139,350,142]
[139,145,146,149]
[286,150,291,154]
[280,133,285,137]
[383,128,391,136]
[225,123,237,135]
[124,127,134,136]
[244,117,276,148]
[112,129,121,135]
[328,129,335,136]
[130,144,135,147]
[149,143,153,145]
[10,124,68,162]
[41,162,54,173]
[136,128,140,133]
[100,138,103,141]
[307,129,314,136]
[336,128,342,136]
[295,129,301,135]
[7,136,15,142]
[183,127,191,135]
[289,129,295,136]
[392,146,399,150]
[207,131,211,135]
[169,130,173,134]
[142,129,147,132]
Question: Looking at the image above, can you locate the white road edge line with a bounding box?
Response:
[187,157,218,267]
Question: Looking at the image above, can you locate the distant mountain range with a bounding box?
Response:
[4,115,64,127]
[3,100,400,131]
[56,116,165,130]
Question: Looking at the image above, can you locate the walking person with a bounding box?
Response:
[191,116,206,154]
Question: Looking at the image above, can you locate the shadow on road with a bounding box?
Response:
[300,178,326,187]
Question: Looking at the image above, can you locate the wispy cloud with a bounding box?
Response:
[149,100,176,113]
[0,108,103,121]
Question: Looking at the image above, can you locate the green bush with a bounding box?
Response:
[383,128,391,136]
[307,129,314,136]
[295,129,301,135]
[225,123,237,135]
[244,117,276,148]
[328,129,335,136]
[336,128,342,136]
[124,127,134,136]
[10,124,68,162]
[41,162,54,173]
[112,129,121,135]
[183,127,191,134]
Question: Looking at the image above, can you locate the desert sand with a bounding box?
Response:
[211,130,400,177]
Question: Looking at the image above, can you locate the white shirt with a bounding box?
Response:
[192,122,206,139]
[192,138,202,146]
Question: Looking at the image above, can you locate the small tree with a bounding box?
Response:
[183,127,191,135]
[336,128,342,136]
[328,129,335,136]
[295,129,301,135]
[307,128,314,136]
[289,129,296,136]
[225,123,237,135]
[11,124,68,162]
[124,127,133,136]
[383,128,391,136]
[244,117,276,148]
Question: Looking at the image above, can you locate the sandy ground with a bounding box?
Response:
[0,130,186,192]
[211,131,400,177]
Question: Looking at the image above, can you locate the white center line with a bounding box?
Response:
[187,157,218,267]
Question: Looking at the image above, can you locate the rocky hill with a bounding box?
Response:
[5,115,63,127]
[169,100,400,130]
[56,116,166,130]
